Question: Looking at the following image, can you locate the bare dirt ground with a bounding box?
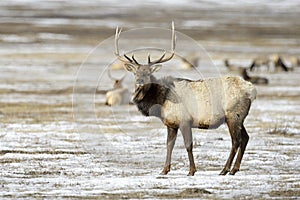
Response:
[0,1,300,199]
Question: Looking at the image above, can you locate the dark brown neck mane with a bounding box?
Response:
[132,76,179,117]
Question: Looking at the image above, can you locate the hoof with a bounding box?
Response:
[187,172,195,176]
[187,169,196,176]
[160,166,170,175]
[160,171,168,175]
[219,169,229,175]
[229,168,239,175]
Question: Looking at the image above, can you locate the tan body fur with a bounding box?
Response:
[105,69,130,106]
[105,88,130,106]
[160,76,256,129]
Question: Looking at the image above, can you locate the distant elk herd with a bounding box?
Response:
[101,22,299,176]
[225,54,298,85]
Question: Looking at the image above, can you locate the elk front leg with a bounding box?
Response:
[180,124,196,176]
[161,127,178,175]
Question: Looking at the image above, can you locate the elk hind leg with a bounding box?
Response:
[230,125,249,175]
[220,119,241,175]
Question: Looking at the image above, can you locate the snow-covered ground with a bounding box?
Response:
[1,61,299,199]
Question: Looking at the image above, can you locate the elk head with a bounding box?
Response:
[114,22,176,89]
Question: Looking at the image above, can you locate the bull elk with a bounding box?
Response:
[114,22,257,176]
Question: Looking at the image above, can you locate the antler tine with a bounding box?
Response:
[132,54,141,65]
[124,54,133,63]
[171,21,176,52]
[148,53,151,64]
[148,51,166,65]
[114,26,133,63]
[148,21,176,65]
[159,21,176,62]
[114,27,121,57]
[158,52,166,62]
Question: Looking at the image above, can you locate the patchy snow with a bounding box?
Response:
[1,57,300,199]
[0,34,33,43]
[0,0,300,199]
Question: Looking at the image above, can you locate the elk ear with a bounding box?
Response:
[124,63,137,73]
[150,64,162,74]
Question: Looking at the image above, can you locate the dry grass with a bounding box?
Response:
[267,125,296,137]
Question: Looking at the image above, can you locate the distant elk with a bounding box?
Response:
[239,68,268,85]
[114,22,257,176]
[249,57,270,72]
[179,52,200,69]
[105,68,131,106]
[250,55,293,72]
[272,54,290,72]
[224,59,244,71]
[290,56,300,68]
[224,60,268,85]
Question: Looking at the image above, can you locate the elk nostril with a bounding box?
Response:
[136,79,144,86]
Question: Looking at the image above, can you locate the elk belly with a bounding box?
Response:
[161,100,191,128]
[190,102,226,129]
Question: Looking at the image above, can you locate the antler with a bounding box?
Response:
[115,27,134,63]
[114,21,176,66]
[148,21,176,65]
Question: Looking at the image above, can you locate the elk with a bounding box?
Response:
[224,60,268,84]
[249,57,270,72]
[239,68,268,85]
[272,54,289,72]
[290,56,300,68]
[224,59,244,71]
[179,52,200,69]
[115,22,257,176]
[105,68,130,106]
